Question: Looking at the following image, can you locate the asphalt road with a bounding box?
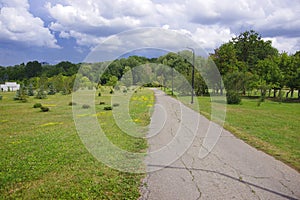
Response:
[140,89,300,200]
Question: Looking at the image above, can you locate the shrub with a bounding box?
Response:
[36,88,47,99]
[82,104,90,109]
[69,102,77,106]
[33,103,42,108]
[99,101,105,105]
[104,106,112,110]
[98,92,101,97]
[40,106,49,112]
[112,103,120,107]
[226,91,241,104]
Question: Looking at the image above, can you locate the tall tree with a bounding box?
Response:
[232,30,278,73]
[25,61,42,78]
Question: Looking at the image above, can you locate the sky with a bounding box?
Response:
[0,0,299,66]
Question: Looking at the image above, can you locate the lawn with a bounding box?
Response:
[193,96,300,172]
[0,87,154,199]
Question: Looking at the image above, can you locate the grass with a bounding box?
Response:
[181,95,300,172]
[0,87,154,199]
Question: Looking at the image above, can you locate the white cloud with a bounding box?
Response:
[264,37,299,54]
[191,25,235,50]
[0,0,59,48]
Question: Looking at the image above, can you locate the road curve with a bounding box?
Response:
[139,88,300,200]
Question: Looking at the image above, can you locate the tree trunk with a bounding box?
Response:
[274,89,277,98]
[268,89,271,97]
[286,90,290,98]
[298,89,300,99]
[291,89,294,98]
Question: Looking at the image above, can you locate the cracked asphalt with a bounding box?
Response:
[139,89,300,200]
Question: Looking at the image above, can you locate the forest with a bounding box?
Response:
[0,30,299,103]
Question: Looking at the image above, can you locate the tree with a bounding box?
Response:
[48,83,56,95]
[14,84,27,102]
[232,30,278,72]
[106,76,118,86]
[25,61,42,78]
[256,56,283,97]
[36,86,47,99]
[28,83,34,96]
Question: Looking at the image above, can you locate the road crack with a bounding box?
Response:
[180,157,202,200]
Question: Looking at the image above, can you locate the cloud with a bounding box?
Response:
[45,0,187,47]
[264,37,300,54]
[0,0,59,48]
[192,25,235,50]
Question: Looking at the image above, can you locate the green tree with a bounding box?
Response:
[232,30,278,72]
[25,61,42,78]
[14,84,27,102]
[28,83,34,96]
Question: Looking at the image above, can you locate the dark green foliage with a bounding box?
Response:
[0,96,2,100]
[104,106,112,110]
[99,101,105,105]
[25,61,42,78]
[226,91,241,104]
[40,106,49,112]
[69,101,77,106]
[82,104,90,109]
[98,92,101,97]
[110,88,114,94]
[33,103,42,108]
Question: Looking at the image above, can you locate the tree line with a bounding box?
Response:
[0,30,299,101]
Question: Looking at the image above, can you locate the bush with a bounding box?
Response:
[33,103,42,108]
[104,106,112,110]
[98,92,101,97]
[82,104,90,109]
[226,91,241,104]
[99,101,105,105]
[36,88,47,99]
[112,103,120,107]
[69,102,77,106]
[40,106,49,112]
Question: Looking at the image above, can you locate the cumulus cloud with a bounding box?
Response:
[0,0,59,48]
[264,37,300,54]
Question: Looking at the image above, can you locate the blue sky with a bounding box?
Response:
[0,0,299,66]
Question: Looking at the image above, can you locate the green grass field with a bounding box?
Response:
[193,96,300,172]
[0,88,154,199]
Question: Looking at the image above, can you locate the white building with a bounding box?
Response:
[0,82,20,92]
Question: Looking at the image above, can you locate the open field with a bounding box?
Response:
[0,88,154,199]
